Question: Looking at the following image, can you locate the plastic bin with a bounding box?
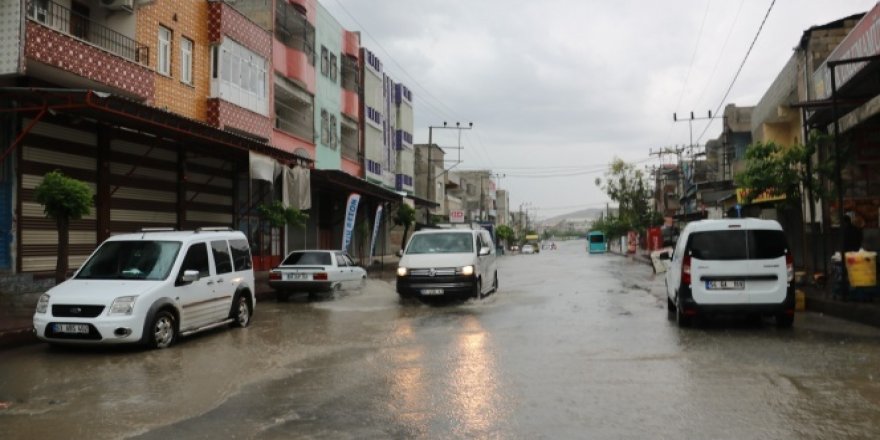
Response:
[845,250,877,288]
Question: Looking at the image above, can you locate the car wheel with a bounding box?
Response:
[231,294,251,328]
[474,279,483,300]
[492,272,499,293]
[667,297,676,318]
[149,310,176,349]
[775,313,794,328]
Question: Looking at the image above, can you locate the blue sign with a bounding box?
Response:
[341,193,361,252]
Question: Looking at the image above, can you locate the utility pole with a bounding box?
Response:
[426,121,472,224]
[673,111,712,216]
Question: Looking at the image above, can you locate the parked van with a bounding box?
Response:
[661,219,794,327]
[396,225,498,300]
[587,230,607,254]
[33,228,255,349]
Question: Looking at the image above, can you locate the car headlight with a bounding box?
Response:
[460,265,475,276]
[35,294,50,314]
[396,267,408,277]
[109,296,138,316]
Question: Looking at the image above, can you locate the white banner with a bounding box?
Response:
[369,205,383,258]
[341,193,361,252]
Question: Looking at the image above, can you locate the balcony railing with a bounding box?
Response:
[26,0,149,65]
[275,1,315,66]
[274,99,315,142]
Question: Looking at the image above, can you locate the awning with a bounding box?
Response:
[311,169,402,203]
[0,87,313,166]
[407,193,439,208]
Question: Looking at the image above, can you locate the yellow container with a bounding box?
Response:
[795,289,805,311]
[845,250,877,288]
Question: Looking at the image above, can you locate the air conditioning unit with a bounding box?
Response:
[100,0,134,13]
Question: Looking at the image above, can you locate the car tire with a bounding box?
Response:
[775,313,794,328]
[148,309,176,349]
[276,290,290,302]
[675,297,691,328]
[667,297,676,318]
[231,294,251,328]
[492,272,499,293]
[474,279,483,300]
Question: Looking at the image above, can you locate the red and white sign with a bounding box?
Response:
[450,210,465,223]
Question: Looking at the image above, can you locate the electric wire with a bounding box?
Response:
[696,0,777,143]
[692,0,746,110]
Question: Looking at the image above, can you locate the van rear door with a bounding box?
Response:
[688,230,750,305]
[746,230,788,304]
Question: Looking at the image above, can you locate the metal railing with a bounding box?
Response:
[275,1,315,66]
[26,0,149,66]
[274,99,315,141]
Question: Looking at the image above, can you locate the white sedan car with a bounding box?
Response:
[521,244,536,254]
[269,250,367,301]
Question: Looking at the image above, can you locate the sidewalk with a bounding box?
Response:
[0,255,404,350]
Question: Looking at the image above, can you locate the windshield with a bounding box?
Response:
[589,235,605,243]
[406,233,474,254]
[76,241,182,281]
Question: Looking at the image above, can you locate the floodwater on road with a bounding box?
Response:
[2,240,880,439]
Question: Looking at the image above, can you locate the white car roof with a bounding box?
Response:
[104,230,247,243]
[683,218,783,234]
[411,229,476,235]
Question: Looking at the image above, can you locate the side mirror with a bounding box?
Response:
[396,249,404,257]
[658,252,671,261]
[181,269,200,283]
[479,246,491,256]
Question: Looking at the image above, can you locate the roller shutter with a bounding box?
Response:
[183,151,235,229]
[108,135,179,233]
[18,120,97,273]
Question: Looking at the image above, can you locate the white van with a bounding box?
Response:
[33,228,256,348]
[661,219,794,327]
[396,226,499,300]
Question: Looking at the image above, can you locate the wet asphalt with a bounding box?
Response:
[2,240,880,439]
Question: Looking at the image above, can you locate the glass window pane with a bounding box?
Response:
[179,243,210,280]
[211,240,233,274]
[688,231,747,261]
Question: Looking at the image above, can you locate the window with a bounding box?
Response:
[75,241,181,281]
[335,253,348,267]
[281,252,331,266]
[211,240,233,274]
[320,46,329,76]
[214,38,268,115]
[178,243,210,283]
[181,37,193,85]
[229,239,252,271]
[329,114,337,150]
[158,26,172,76]
[321,110,330,145]
[329,53,337,82]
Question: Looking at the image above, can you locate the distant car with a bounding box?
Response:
[510,245,520,252]
[521,244,535,254]
[269,251,367,301]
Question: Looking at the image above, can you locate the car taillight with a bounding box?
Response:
[786,252,793,282]
[269,271,281,281]
[682,254,691,285]
[313,272,328,281]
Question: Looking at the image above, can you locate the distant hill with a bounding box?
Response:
[540,208,606,228]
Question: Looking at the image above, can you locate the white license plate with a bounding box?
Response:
[55,323,89,334]
[285,273,309,280]
[706,280,745,290]
[421,289,444,295]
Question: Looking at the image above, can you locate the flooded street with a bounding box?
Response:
[3,240,880,439]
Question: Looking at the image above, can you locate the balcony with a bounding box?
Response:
[274,0,316,93]
[274,76,315,144]
[26,0,148,65]
[24,0,153,100]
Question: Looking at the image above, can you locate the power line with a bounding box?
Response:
[696,0,776,143]
[693,0,746,109]
[674,0,713,113]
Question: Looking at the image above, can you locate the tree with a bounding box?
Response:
[496,225,514,247]
[34,171,93,283]
[393,203,415,250]
[595,158,657,236]
[257,201,308,229]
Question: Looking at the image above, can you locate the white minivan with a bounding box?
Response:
[396,226,499,300]
[33,228,256,348]
[661,218,794,328]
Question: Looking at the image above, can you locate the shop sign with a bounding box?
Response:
[736,188,785,205]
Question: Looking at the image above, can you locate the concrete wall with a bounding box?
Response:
[313,3,342,170]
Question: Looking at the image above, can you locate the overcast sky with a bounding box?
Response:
[324,0,877,219]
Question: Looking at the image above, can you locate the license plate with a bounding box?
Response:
[421,289,444,295]
[285,273,308,280]
[54,323,89,334]
[706,280,745,290]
